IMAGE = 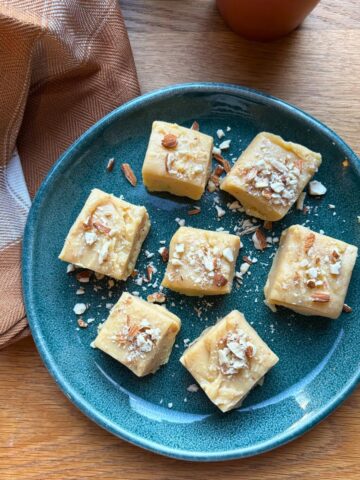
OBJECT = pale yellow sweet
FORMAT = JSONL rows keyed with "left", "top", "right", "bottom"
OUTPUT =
{"left": 161, "top": 226, "right": 240, "bottom": 296}
{"left": 220, "top": 132, "right": 322, "bottom": 221}
{"left": 180, "top": 310, "right": 279, "bottom": 413}
{"left": 142, "top": 121, "right": 213, "bottom": 200}
{"left": 59, "top": 189, "right": 150, "bottom": 281}
{"left": 94, "top": 292, "right": 181, "bottom": 377}
{"left": 264, "top": 225, "right": 358, "bottom": 319}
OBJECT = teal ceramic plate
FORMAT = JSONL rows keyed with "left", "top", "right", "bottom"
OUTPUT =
{"left": 22, "top": 83, "right": 360, "bottom": 461}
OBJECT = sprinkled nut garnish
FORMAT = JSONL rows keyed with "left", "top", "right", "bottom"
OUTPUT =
{"left": 207, "top": 179, "right": 217, "bottom": 192}
{"left": 162, "top": 133, "right": 178, "bottom": 149}
{"left": 188, "top": 208, "right": 201, "bottom": 215}
{"left": 67, "top": 264, "right": 76, "bottom": 274}
{"left": 76, "top": 270, "right": 92, "bottom": 283}
{"left": 209, "top": 173, "right": 220, "bottom": 188}
{"left": 342, "top": 159, "right": 349, "bottom": 167}
{"left": 121, "top": 163, "right": 137, "bottom": 186}
{"left": 213, "top": 153, "right": 231, "bottom": 173}
{"left": 263, "top": 221, "right": 273, "bottom": 230}
{"left": 311, "top": 292, "right": 330, "bottom": 303}
{"left": 83, "top": 216, "right": 93, "bottom": 230}
{"left": 73, "top": 303, "right": 87, "bottom": 315}
{"left": 93, "top": 221, "right": 111, "bottom": 235}
{"left": 158, "top": 246, "right": 169, "bottom": 262}
{"left": 304, "top": 233, "right": 315, "bottom": 254}
{"left": 214, "top": 273, "right": 228, "bottom": 287}
{"left": 147, "top": 292, "right": 166, "bottom": 304}
{"left": 213, "top": 165, "right": 225, "bottom": 176}
{"left": 146, "top": 265, "right": 154, "bottom": 282}
{"left": 342, "top": 304, "right": 352, "bottom": 313}
{"left": 308, "top": 180, "right": 327, "bottom": 196}
{"left": 306, "top": 279, "right": 316, "bottom": 288}
{"left": 130, "top": 269, "right": 138, "bottom": 278}
{"left": 242, "top": 256, "right": 253, "bottom": 265}
{"left": 252, "top": 229, "right": 267, "bottom": 250}
{"left": 106, "top": 158, "right": 115, "bottom": 172}
{"left": 191, "top": 121, "right": 199, "bottom": 131}
{"left": 296, "top": 192, "right": 306, "bottom": 210}
{"left": 245, "top": 345, "right": 254, "bottom": 359}
{"left": 331, "top": 249, "right": 340, "bottom": 261}
{"left": 77, "top": 318, "right": 88, "bottom": 328}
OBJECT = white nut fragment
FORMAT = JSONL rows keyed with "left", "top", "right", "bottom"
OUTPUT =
{"left": 98, "top": 241, "right": 110, "bottom": 264}
{"left": 240, "top": 262, "right": 250, "bottom": 274}
{"left": 67, "top": 263, "right": 76, "bottom": 273}
{"left": 187, "top": 384, "right": 199, "bottom": 393}
{"left": 330, "top": 261, "right": 342, "bottom": 275}
{"left": 175, "top": 243, "right": 185, "bottom": 254}
{"left": 307, "top": 267, "right": 318, "bottom": 279}
{"left": 219, "top": 139, "right": 231, "bottom": 150}
{"left": 216, "top": 129, "right": 225, "bottom": 139}
{"left": 215, "top": 205, "right": 226, "bottom": 218}
{"left": 212, "top": 146, "right": 222, "bottom": 156}
{"left": 296, "top": 192, "right": 306, "bottom": 210}
{"left": 309, "top": 180, "right": 327, "bottom": 196}
{"left": 73, "top": 303, "right": 87, "bottom": 315}
{"left": 84, "top": 231, "right": 98, "bottom": 245}
{"left": 222, "top": 247, "right": 234, "bottom": 262}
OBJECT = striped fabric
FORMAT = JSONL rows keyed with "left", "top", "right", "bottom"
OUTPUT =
{"left": 0, "top": 0, "right": 140, "bottom": 348}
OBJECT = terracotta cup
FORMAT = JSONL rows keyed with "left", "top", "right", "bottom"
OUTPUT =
{"left": 216, "top": 0, "right": 321, "bottom": 41}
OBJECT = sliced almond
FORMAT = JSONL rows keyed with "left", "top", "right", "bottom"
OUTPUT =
{"left": 213, "top": 165, "right": 225, "bottom": 177}
{"left": 253, "top": 229, "right": 267, "bottom": 250}
{"left": 93, "top": 221, "right": 111, "bottom": 235}
{"left": 147, "top": 292, "right": 166, "bottom": 304}
{"left": 245, "top": 345, "right": 254, "bottom": 359}
{"left": 213, "top": 153, "right": 231, "bottom": 173}
{"left": 162, "top": 133, "right": 178, "bottom": 149}
{"left": 263, "top": 221, "right": 273, "bottom": 231}
{"left": 304, "top": 233, "right": 315, "bottom": 254}
{"left": 342, "top": 303, "right": 352, "bottom": 313}
{"left": 242, "top": 256, "right": 253, "bottom": 265}
{"left": 106, "top": 158, "right": 115, "bottom": 172}
{"left": 191, "top": 121, "right": 199, "bottom": 131}
{"left": 121, "top": 163, "right": 137, "bottom": 186}
{"left": 76, "top": 270, "right": 92, "bottom": 283}
{"left": 146, "top": 265, "right": 154, "bottom": 282}
{"left": 213, "top": 273, "right": 228, "bottom": 287}
{"left": 128, "top": 324, "right": 140, "bottom": 338}
{"left": 159, "top": 246, "right": 169, "bottom": 262}
{"left": 188, "top": 208, "right": 201, "bottom": 215}
{"left": 311, "top": 292, "right": 330, "bottom": 303}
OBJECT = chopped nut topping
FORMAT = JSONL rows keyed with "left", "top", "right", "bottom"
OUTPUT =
{"left": 296, "top": 192, "right": 306, "bottom": 210}
{"left": 115, "top": 319, "right": 161, "bottom": 361}
{"left": 207, "top": 179, "right": 217, "bottom": 192}
{"left": 304, "top": 233, "right": 315, "bottom": 254}
{"left": 147, "top": 292, "right": 166, "bottom": 303}
{"left": 93, "top": 221, "right": 111, "bottom": 235}
{"left": 106, "top": 158, "right": 115, "bottom": 172}
{"left": 306, "top": 279, "right": 316, "bottom": 288}
{"left": 342, "top": 303, "right": 352, "bottom": 313}
{"left": 263, "top": 221, "right": 273, "bottom": 230}
{"left": 222, "top": 247, "right": 234, "bottom": 262}
{"left": 158, "top": 246, "right": 169, "bottom": 262}
{"left": 309, "top": 180, "right": 327, "bottom": 196}
{"left": 121, "top": 163, "right": 137, "bottom": 186}
{"left": 162, "top": 133, "right": 178, "bottom": 149}
{"left": 130, "top": 269, "right": 138, "bottom": 278}
{"left": 213, "top": 153, "right": 231, "bottom": 173}
{"left": 213, "top": 165, "right": 225, "bottom": 176}
{"left": 191, "top": 121, "right": 199, "bottom": 131}
{"left": 67, "top": 264, "right": 76, "bottom": 274}
{"left": 188, "top": 208, "right": 201, "bottom": 215}
{"left": 213, "top": 273, "right": 228, "bottom": 287}
{"left": 252, "top": 229, "right": 267, "bottom": 250}
{"left": 311, "top": 292, "right": 330, "bottom": 303}
{"left": 73, "top": 303, "right": 87, "bottom": 315}
{"left": 242, "top": 256, "right": 253, "bottom": 265}
{"left": 245, "top": 345, "right": 254, "bottom": 359}
{"left": 146, "top": 265, "right": 154, "bottom": 282}
{"left": 217, "top": 328, "right": 255, "bottom": 375}
{"left": 76, "top": 270, "right": 92, "bottom": 283}
{"left": 77, "top": 318, "right": 88, "bottom": 328}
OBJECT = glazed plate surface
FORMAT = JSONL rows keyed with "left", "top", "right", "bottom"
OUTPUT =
{"left": 22, "top": 83, "right": 360, "bottom": 461}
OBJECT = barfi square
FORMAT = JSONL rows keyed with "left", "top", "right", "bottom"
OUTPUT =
{"left": 94, "top": 292, "right": 181, "bottom": 377}
{"left": 142, "top": 121, "right": 213, "bottom": 200}
{"left": 59, "top": 188, "right": 150, "bottom": 281}
{"left": 180, "top": 310, "right": 279, "bottom": 412}
{"left": 264, "top": 225, "right": 358, "bottom": 319}
{"left": 220, "top": 132, "right": 322, "bottom": 221}
{"left": 162, "top": 227, "right": 240, "bottom": 296}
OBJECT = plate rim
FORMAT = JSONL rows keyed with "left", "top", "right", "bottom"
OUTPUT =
{"left": 22, "top": 82, "right": 360, "bottom": 461}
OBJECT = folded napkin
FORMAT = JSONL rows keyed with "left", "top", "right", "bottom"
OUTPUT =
{"left": 0, "top": 0, "right": 140, "bottom": 348}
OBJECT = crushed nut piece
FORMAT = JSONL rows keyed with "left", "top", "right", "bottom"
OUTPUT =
{"left": 121, "top": 163, "right": 137, "bottom": 186}
{"left": 311, "top": 292, "right": 330, "bottom": 303}
{"left": 93, "top": 221, "right": 111, "bottom": 235}
{"left": 158, "top": 246, "right": 169, "bottom": 262}
{"left": 162, "top": 133, "right": 178, "bottom": 149}
{"left": 106, "top": 158, "right": 115, "bottom": 172}
{"left": 214, "top": 273, "right": 228, "bottom": 287}
{"left": 213, "top": 165, "right": 225, "bottom": 176}
{"left": 304, "top": 233, "right": 315, "bottom": 254}
{"left": 342, "top": 303, "right": 352, "bottom": 313}
{"left": 146, "top": 265, "right": 154, "bottom": 282}
{"left": 263, "top": 221, "right": 273, "bottom": 230}
{"left": 188, "top": 208, "right": 201, "bottom": 215}
{"left": 213, "top": 153, "right": 231, "bottom": 173}
{"left": 245, "top": 345, "right": 254, "bottom": 359}
{"left": 191, "top": 121, "right": 199, "bottom": 131}
{"left": 252, "top": 229, "right": 267, "bottom": 250}
{"left": 77, "top": 318, "right": 88, "bottom": 328}
{"left": 147, "top": 292, "right": 166, "bottom": 303}
{"left": 342, "top": 159, "right": 349, "bottom": 167}
{"left": 242, "top": 256, "right": 253, "bottom": 265}
{"left": 76, "top": 270, "right": 92, "bottom": 283}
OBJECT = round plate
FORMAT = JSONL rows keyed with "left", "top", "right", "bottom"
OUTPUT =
{"left": 22, "top": 83, "right": 360, "bottom": 461}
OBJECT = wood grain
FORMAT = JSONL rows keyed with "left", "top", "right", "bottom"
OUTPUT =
{"left": 1, "top": 1, "right": 359, "bottom": 478}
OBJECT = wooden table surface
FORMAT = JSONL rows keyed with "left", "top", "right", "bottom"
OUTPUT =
{"left": 1, "top": 1, "right": 359, "bottom": 478}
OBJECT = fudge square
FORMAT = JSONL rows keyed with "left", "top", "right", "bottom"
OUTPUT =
{"left": 220, "top": 132, "right": 322, "bottom": 221}
{"left": 162, "top": 226, "right": 241, "bottom": 296}
{"left": 94, "top": 292, "right": 181, "bottom": 377}
{"left": 142, "top": 121, "right": 213, "bottom": 200}
{"left": 59, "top": 188, "right": 150, "bottom": 281}
{"left": 264, "top": 225, "right": 358, "bottom": 319}
{"left": 180, "top": 310, "right": 279, "bottom": 412}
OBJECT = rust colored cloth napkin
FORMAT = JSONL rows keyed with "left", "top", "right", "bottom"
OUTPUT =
{"left": 0, "top": 0, "right": 140, "bottom": 348}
